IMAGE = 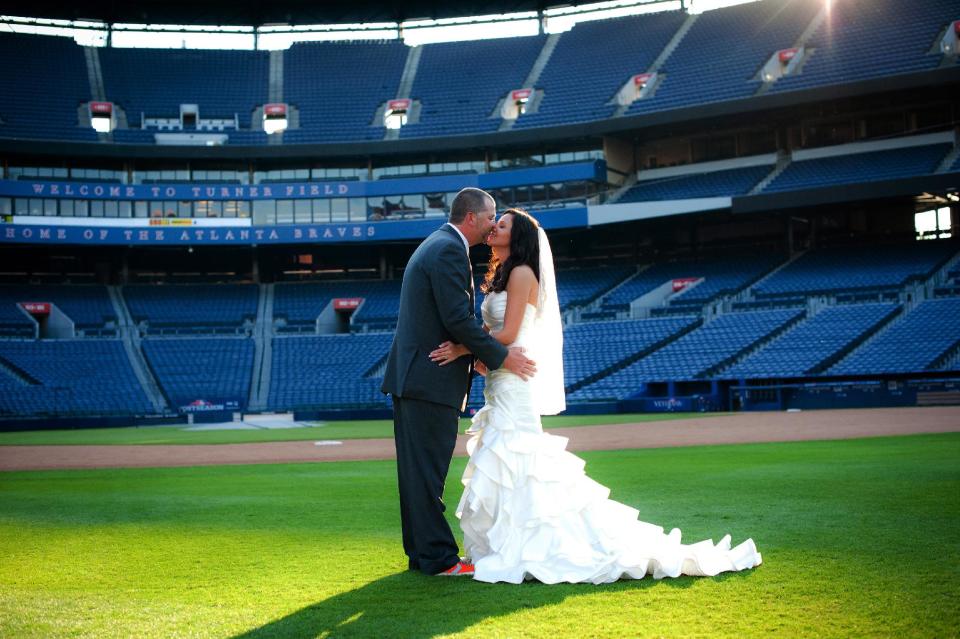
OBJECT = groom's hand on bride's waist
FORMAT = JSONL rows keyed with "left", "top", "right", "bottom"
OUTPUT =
{"left": 502, "top": 347, "right": 537, "bottom": 381}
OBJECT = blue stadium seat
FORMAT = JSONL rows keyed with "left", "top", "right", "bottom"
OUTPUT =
{"left": 142, "top": 337, "right": 254, "bottom": 409}
{"left": 598, "top": 255, "right": 781, "bottom": 312}
{"left": 0, "top": 340, "right": 152, "bottom": 415}
{"left": 724, "top": 302, "right": 900, "bottom": 377}
{"left": 100, "top": 47, "right": 269, "bottom": 134}
{"left": 827, "top": 297, "right": 960, "bottom": 375}
{"left": 282, "top": 41, "right": 407, "bottom": 144}
{"left": 753, "top": 243, "right": 954, "bottom": 298}
{"left": 0, "top": 32, "right": 97, "bottom": 142}
{"left": 626, "top": 0, "right": 820, "bottom": 117}
{"left": 556, "top": 266, "right": 636, "bottom": 310}
{"left": 619, "top": 165, "right": 773, "bottom": 201}
{"left": 0, "top": 285, "right": 116, "bottom": 334}
{"left": 0, "top": 300, "right": 37, "bottom": 338}
{"left": 123, "top": 284, "right": 257, "bottom": 333}
{"left": 769, "top": 0, "right": 957, "bottom": 95}
{"left": 570, "top": 308, "right": 803, "bottom": 400}
{"left": 764, "top": 144, "right": 952, "bottom": 193}
{"left": 401, "top": 36, "right": 546, "bottom": 139}
{"left": 268, "top": 333, "right": 393, "bottom": 409}
{"left": 515, "top": 11, "right": 688, "bottom": 130}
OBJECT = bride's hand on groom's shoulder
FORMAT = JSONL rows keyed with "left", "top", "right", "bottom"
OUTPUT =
{"left": 429, "top": 341, "right": 469, "bottom": 366}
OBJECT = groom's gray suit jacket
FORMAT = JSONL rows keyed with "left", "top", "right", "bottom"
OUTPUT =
{"left": 382, "top": 224, "right": 508, "bottom": 410}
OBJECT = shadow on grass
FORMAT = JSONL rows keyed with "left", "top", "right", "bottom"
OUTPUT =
{"left": 232, "top": 569, "right": 700, "bottom": 639}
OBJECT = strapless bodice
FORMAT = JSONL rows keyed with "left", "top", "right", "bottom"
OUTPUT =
{"left": 481, "top": 291, "right": 537, "bottom": 349}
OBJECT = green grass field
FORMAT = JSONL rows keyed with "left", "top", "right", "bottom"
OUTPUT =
{"left": 1, "top": 432, "right": 958, "bottom": 638}
{"left": 0, "top": 412, "right": 713, "bottom": 446}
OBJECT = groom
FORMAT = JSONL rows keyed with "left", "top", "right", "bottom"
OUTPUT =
{"left": 382, "top": 187, "right": 536, "bottom": 576}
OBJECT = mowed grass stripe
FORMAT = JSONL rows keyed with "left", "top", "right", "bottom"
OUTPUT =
{"left": 0, "top": 413, "right": 715, "bottom": 446}
{"left": 0, "top": 433, "right": 957, "bottom": 638}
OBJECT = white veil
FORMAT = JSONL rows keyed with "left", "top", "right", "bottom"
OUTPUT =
{"left": 530, "top": 226, "right": 566, "bottom": 415}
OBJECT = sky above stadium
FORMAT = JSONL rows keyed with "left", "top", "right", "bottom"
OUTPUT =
{"left": 0, "top": 0, "right": 766, "bottom": 48}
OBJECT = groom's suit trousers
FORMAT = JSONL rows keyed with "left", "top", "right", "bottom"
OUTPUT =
{"left": 392, "top": 395, "right": 460, "bottom": 575}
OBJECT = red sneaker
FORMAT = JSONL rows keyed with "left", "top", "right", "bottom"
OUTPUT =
{"left": 436, "top": 561, "right": 475, "bottom": 577}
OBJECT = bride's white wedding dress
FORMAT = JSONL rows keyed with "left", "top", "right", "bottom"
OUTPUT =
{"left": 457, "top": 291, "right": 762, "bottom": 584}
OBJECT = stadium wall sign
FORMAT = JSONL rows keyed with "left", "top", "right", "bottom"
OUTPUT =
{"left": 0, "top": 163, "right": 604, "bottom": 202}
{"left": 0, "top": 207, "right": 588, "bottom": 245}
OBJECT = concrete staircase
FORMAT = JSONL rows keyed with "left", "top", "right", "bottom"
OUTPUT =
{"left": 823, "top": 303, "right": 915, "bottom": 372}
{"left": 83, "top": 46, "right": 111, "bottom": 142}
{"left": 248, "top": 284, "right": 274, "bottom": 411}
{"left": 924, "top": 248, "right": 960, "bottom": 295}
{"left": 569, "top": 265, "right": 643, "bottom": 321}
{"left": 108, "top": 286, "right": 169, "bottom": 414}
{"left": 384, "top": 45, "right": 423, "bottom": 141}
{"left": 755, "top": 6, "right": 826, "bottom": 96}
{"left": 268, "top": 50, "right": 284, "bottom": 103}
{"left": 612, "top": 13, "right": 699, "bottom": 118}
{"left": 83, "top": 46, "right": 106, "bottom": 101}
{"left": 267, "top": 50, "right": 285, "bottom": 145}
{"left": 935, "top": 142, "right": 960, "bottom": 173}
{"left": 499, "top": 33, "right": 562, "bottom": 132}
{"left": 748, "top": 150, "right": 791, "bottom": 195}
{"left": 600, "top": 172, "right": 640, "bottom": 204}
{"left": 723, "top": 250, "right": 804, "bottom": 309}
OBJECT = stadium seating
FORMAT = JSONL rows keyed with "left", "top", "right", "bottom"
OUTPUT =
{"left": 562, "top": 315, "right": 700, "bottom": 389}
{"left": 556, "top": 266, "right": 636, "bottom": 311}
{"left": 598, "top": 255, "right": 781, "bottom": 312}
{"left": 724, "top": 302, "right": 900, "bottom": 378}
{"left": 0, "top": 32, "right": 97, "bottom": 142}
{"left": 123, "top": 285, "right": 257, "bottom": 333}
{"left": 0, "top": 301, "right": 37, "bottom": 338}
{"left": 570, "top": 308, "right": 803, "bottom": 400}
{"left": 400, "top": 36, "right": 546, "bottom": 138}
{"left": 282, "top": 41, "right": 408, "bottom": 144}
{"left": 763, "top": 144, "right": 952, "bottom": 193}
{"left": 350, "top": 281, "right": 403, "bottom": 329}
{"left": 0, "top": 339, "right": 152, "bottom": 415}
{"left": 752, "top": 243, "right": 954, "bottom": 298}
{"left": 100, "top": 47, "right": 268, "bottom": 124}
{"left": 0, "top": 285, "right": 117, "bottom": 335}
{"left": 514, "top": 11, "right": 688, "bottom": 129}
{"left": 1, "top": 0, "right": 957, "bottom": 145}
{"left": 827, "top": 297, "right": 960, "bottom": 375}
{"left": 619, "top": 165, "right": 773, "bottom": 202}
{"left": 467, "top": 314, "right": 698, "bottom": 406}
{"left": 769, "top": 0, "right": 958, "bottom": 95}
{"left": 142, "top": 337, "right": 254, "bottom": 409}
{"left": 626, "top": 0, "right": 820, "bottom": 116}
{"left": 934, "top": 268, "right": 960, "bottom": 297}
{"left": 274, "top": 280, "right": 394, "bottom": 332}
{"left": 268, "top": 333, "right": 392, "bottom": 409}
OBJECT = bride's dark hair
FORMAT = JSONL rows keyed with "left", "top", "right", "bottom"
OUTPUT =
{"left": 481, "top": 208, "right": 540, "bottom": 295}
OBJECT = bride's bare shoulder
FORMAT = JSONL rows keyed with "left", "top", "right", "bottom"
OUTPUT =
{"left": 506, "top": 264, "right": 536, "bottom": 284}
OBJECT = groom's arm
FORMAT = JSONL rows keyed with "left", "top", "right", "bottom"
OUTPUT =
{"left": 428, "top": 242, "right": 508, "bottom": 370}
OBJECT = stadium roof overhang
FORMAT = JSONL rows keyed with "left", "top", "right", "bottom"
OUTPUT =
{"left": 0, "top": 0, "right": 577, "bottom": 26}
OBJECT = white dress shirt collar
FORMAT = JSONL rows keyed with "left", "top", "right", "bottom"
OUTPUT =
{"left": 446, "top": 222, "right": 470, "bottom": 254}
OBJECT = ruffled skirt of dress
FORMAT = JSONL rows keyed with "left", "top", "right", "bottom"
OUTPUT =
{"left": 456, "top": 370, "right": 762, "bottom": 585}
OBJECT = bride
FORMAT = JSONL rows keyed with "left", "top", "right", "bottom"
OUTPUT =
{"left": 429, "top": 208, "right": 762, "bottom": 584}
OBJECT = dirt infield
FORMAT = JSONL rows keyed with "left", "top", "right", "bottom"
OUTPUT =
{"left": 0, "top": 406, "right": 957, "bottom": 472}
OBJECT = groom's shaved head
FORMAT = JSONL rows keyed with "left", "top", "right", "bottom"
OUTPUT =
{"left": 449, "top": 188, "right": 494, "bottom": 224}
